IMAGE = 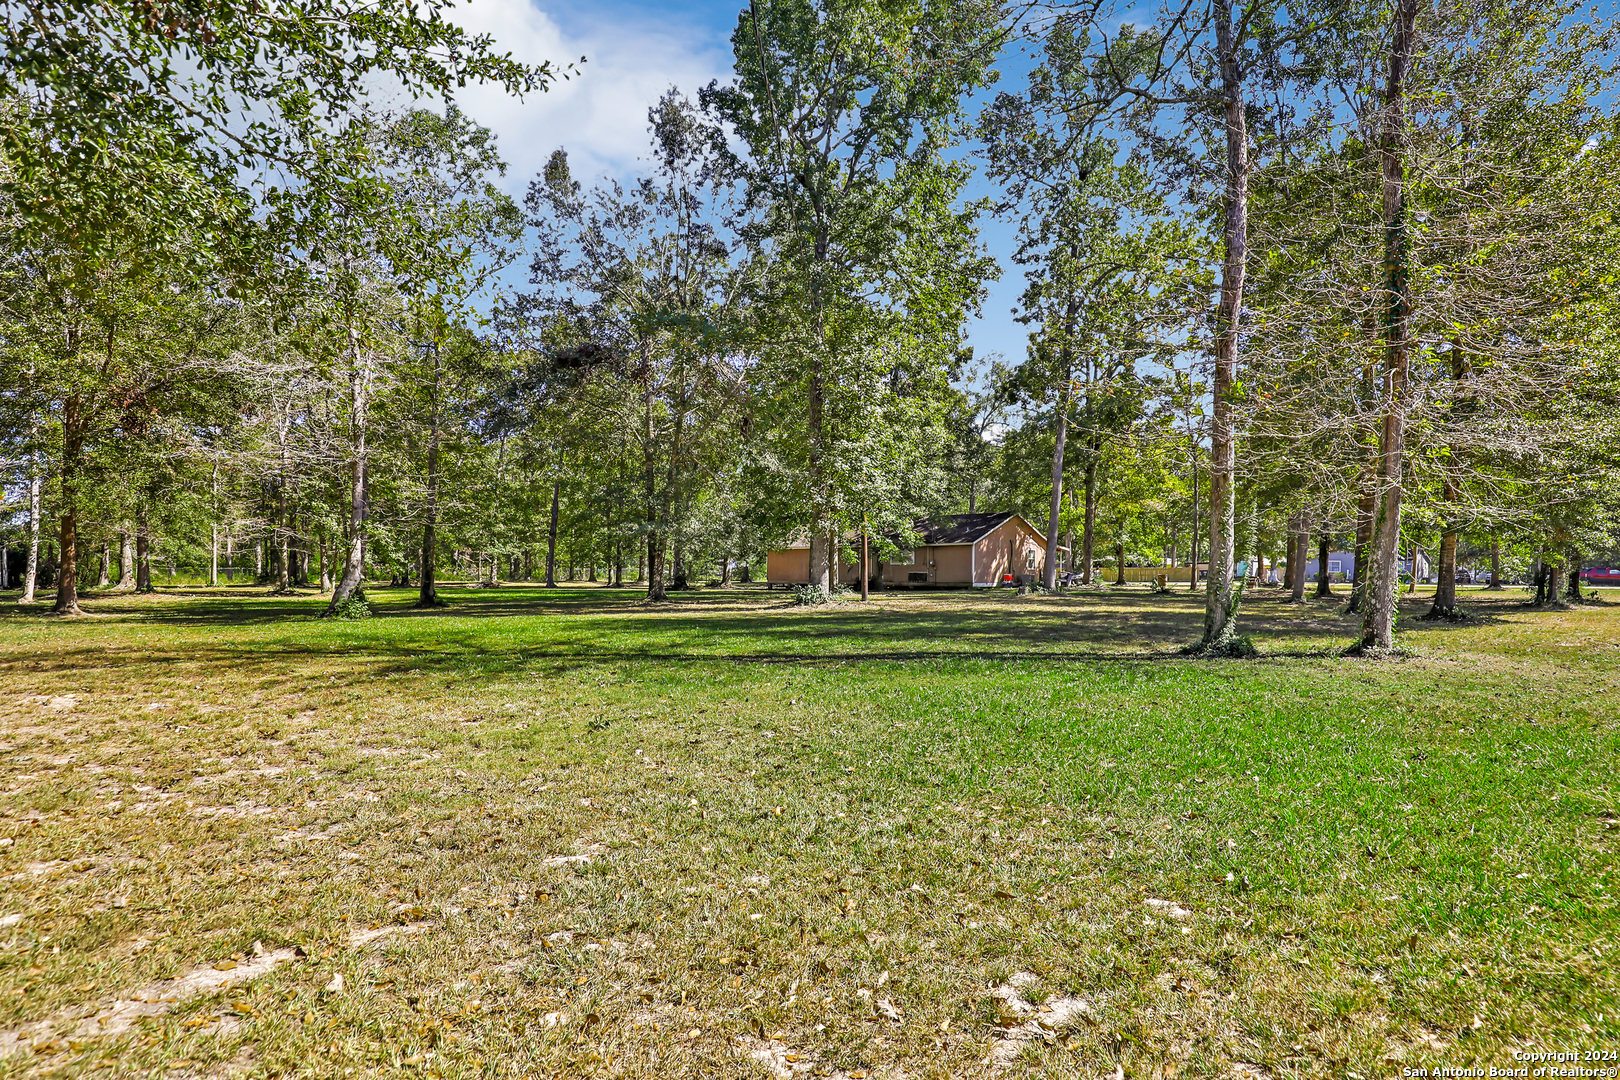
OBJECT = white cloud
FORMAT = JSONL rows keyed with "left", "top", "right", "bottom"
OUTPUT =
{"left": 439, "top": 0, "right": 736, "bottom": 192}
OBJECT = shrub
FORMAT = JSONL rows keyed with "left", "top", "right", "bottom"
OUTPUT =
{"left": 790, "top": 584, "right": 831, "bottom": 606}
{"left": 327, "top": 595, "right": 373, "bottom": 620}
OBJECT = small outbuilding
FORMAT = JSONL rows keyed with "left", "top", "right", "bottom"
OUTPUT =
{"left": 765, "top": 512, "right": 1064, "bottom": 589}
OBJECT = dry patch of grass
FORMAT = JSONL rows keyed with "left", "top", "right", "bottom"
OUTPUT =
{"left": 0, "top": 583, "right": 1615, "bottom": 1078}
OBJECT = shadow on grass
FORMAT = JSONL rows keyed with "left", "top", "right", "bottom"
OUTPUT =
{"left": 0, "top": 584, "right": 1537, "bottom": 687}
{"left": 0, "top": 581, "right": 1523, "bottom": 637}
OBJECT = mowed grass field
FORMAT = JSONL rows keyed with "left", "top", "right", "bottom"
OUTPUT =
{"left": 0, "top": 583, "right": 1616, "bottom": 1079}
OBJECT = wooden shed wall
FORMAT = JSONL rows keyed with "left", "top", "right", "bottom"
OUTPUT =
{"left": 973, "top": 518, "right": 1049, "bottom": 584}
{"left": 767, "top": 516, "right": 1059, "bottom": 589}
{"left": 766, "top": 548, "right": 810, "bottom": 585}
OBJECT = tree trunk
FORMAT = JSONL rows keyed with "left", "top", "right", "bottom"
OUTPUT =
{"left": 1081, "top": 458, "right": 1098, "bottom": 585}
{"left": 1347, "top": 474, "right": 1376, "bottom": 614}
{"left": 1283, "top": 515, "right": 1298, "bottom": 593}
{"left": 647, "top": 533, "right": 667, "bottom": 601}
{"left": 21, "top": 448, "right": 42, "bottom": 605}
{"left": 1187, "top": 442, "right": 1200, "bottom": 592}
{"left": 1547, "top": 558, "right": 1565, "bottom": 603}
{"left": 671, "top": 537, "right": 686, "bottom": 590}
{"left": 1114, "top": 539, "right": 1126, "bottom": 586}
{"left": 546, "top": 478, "right": 560, "bottom": 587}
{"left": 1358, "top": 0, "right": 1419, "bottom": 652}
{"left": 135, "top": 508, "right": 152, "bottom": 593}
{"left": 642, "top": 350, "right": 673, "bottom": 601}
{"left": 859, "top": 526, "right": 869, "bottom": 600}
{"left": 117, "top": 527, "right": 135, "bottom": 590}
{"left": 1200, "top": 0, "right": 1249, "bottom": 650}
{"left": 417, "top": 376, "right": 442, "bottom": 606}
{"left": 1567, "top": 551, "right": 1583, "bottom": 602}
{"left": 326, "top": 328, "right": 370, "bottom": 613}
{"left": 208, "top": 460, "right": 220, "bottom": 587}
{"left": 807, "top": 296, "right": 832, "bottom": 593}
{"left": 1427, "top": 476, "right": 1461, "bottom": 618}
{"left": 1316, "top": 530, "right": 1333, "bottom": 597}
{"left": 275, "top": 485, "right": 291, "bottom": 593}
{"left": 1290, "top": 515, "right": 1307, "bottom": 603}
{"left": 1043, "top": 315, "right": 1076, "bottom": 591}
{"left": 52, "top": 392, "right": 88, "bottom": 614}
{"left": 1488, "top": 537, "right": 1503, "bottom": 590}
{"left": 98, "top": 536, "right": 110, "bottom": 588}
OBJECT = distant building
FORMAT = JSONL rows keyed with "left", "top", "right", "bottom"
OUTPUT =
{"left": 1297, "top": 548, "right": 1432, "bottom": 584}
{"left": 766, "top": 513, "right": 1065, "bottom": 589}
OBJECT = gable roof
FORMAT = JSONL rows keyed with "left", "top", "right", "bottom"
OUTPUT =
{"left": 903, "top": 513, "right": 1063, "bottom": 547}
{"left": 909, "top": 512, "right": 1017, "bottom": 545}
{"left": 772, "top": 512, "right": 1059, "bottom": 551}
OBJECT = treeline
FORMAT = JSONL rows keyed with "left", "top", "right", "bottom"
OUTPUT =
{"left": 2, "top": 0, "right": 1618, "bottom": 653}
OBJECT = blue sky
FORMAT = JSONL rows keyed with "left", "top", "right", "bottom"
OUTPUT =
{"left": 439, "top": 0, "right": 1034, "bottom": 379}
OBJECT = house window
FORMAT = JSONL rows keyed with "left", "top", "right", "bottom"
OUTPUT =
{"left": 1024, "top": 549, "right": 1037, "bottom": 572}
{"left": 908, "top": 571, "right": 929, "bottom": 583}
{"left": 1328, "top": 559, "right": 1343, "bottom": 573}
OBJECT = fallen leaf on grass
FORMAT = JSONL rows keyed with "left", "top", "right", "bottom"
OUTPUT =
{"left": 324, "top": 973, "right": 344, "bottom": 994}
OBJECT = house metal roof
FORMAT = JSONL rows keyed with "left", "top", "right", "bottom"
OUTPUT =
{"left": 774, "top": 512, "right": 1064, "bottom": 550}
{"left": 909, "top": 512, "right": 1018, "bottom": 545}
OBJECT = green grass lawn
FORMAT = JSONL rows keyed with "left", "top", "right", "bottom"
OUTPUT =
{"left": 0, "top": 583, "right": 1615, "bottom": 1079}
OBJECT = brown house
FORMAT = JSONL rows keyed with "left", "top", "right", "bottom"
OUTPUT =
{"left": 766, "top": 513, "right": 1065, "bottom": 589}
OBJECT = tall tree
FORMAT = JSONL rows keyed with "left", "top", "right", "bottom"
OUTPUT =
{"left": 981, "top": 14, "right": 1193, "bottom": 590}
{"left": 702, "top": 0, "right": 1005, "bottom": 590}
{"left": 522, "top": 100, "right": 750, "bottom": 602}
{"left": 373, "top": 107, "right": 521, "bottom": 608}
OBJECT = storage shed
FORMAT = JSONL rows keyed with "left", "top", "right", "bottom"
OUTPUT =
{"left": 766, "top": 513, "right": 1063, "bottom": 589}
